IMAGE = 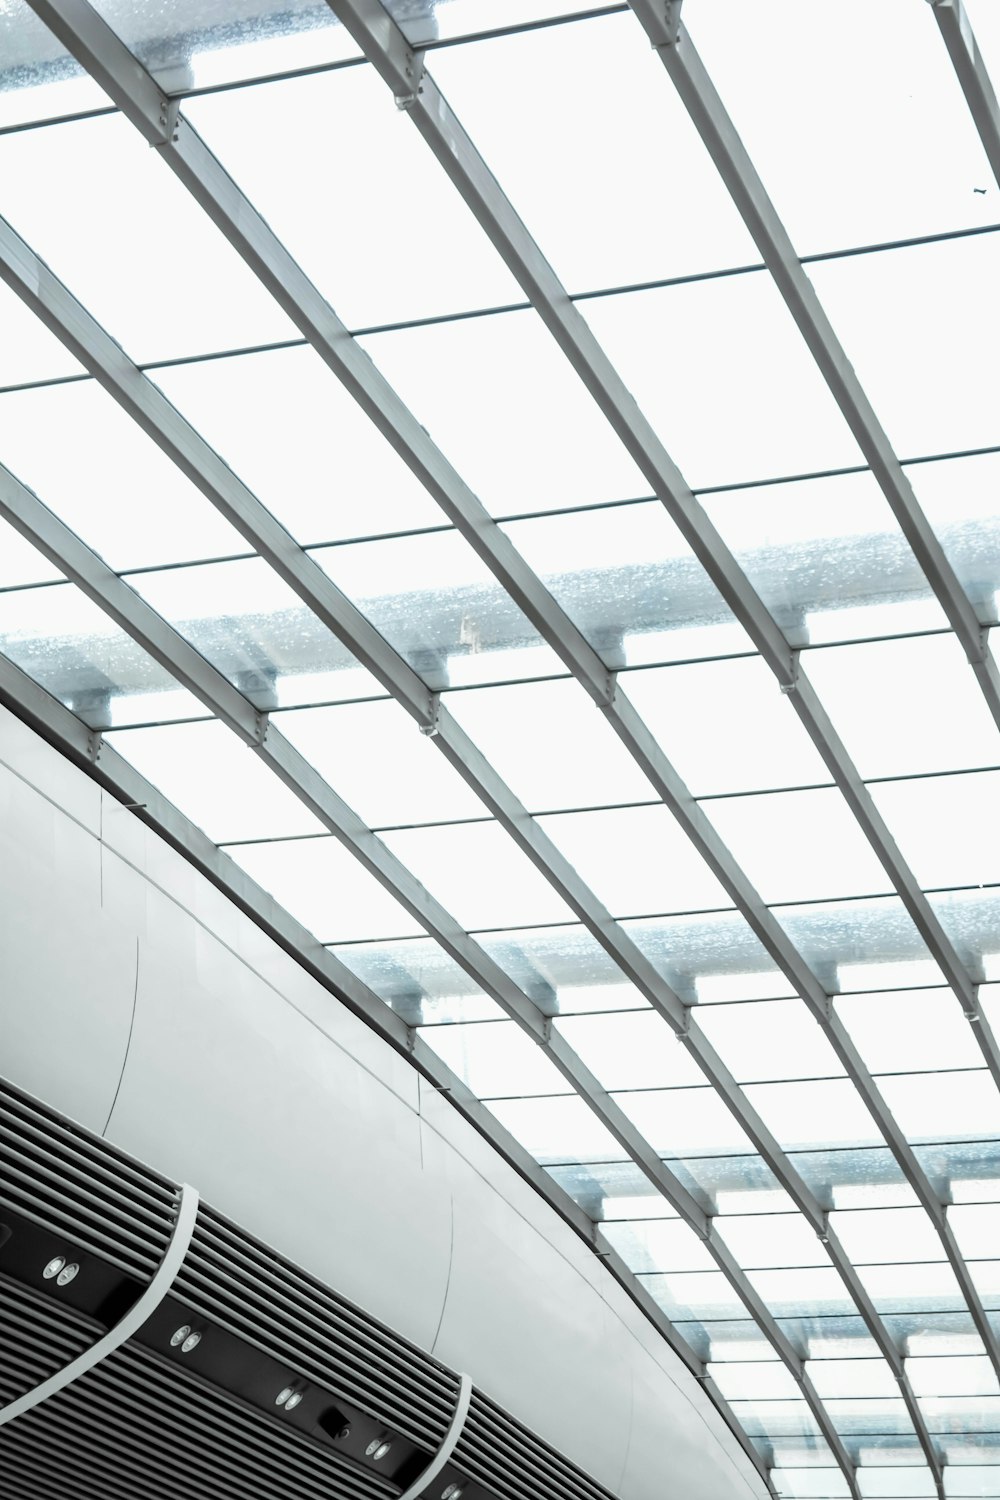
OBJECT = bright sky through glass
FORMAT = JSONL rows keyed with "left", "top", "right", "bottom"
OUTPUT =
{"left": 2, "top": 0, "right": 1000, "bottom": 1493}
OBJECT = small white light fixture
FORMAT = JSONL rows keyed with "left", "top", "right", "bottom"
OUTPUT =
{"left": 284, "top": 1392, "right": 303, "bottom": 1412}
{"left": 170, "top": 1325, "right": 192, "bottom": 1348}
{"left": 366, "top": 1437, "right": 392, "bottom": 1462}
{"left": 181, "top": 1331, "right": 201, "bottom": 1354}
{"left": 56, "top": 1263, "right": 79, "bottom": 1287}
{"left": 275, "top": 1387, "right": 294, "bottom": 1407}
{"left": 43, "top": 1256, "right": 66, "bottom": 1281}
{"left": 442, "top": 1486, "right": 464, "bottom": 1500}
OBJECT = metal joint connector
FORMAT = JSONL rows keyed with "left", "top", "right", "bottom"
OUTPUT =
{"left": 646, "top": 0, "right": 682, "bottom": 47}
{"left": 817, "top": 1212, "right": 830, "bottom": 1245}
{"left": 86, "top": 730, "right": 102, "bottom": 762}
{"left": 778, "top": 651, "right": 801, "bottom": 696}
{"left": 535, "top": 1016, "right": 552, "bottom": 1045}
{"left": 394, "top": 49, "right": 426, "bottom": 110}
{"left": 253, "top": 712, "right": 269, "bottom": 747}
{"left": 151, "top": 97, "right": 180, "bottom": 149}
{"left": 418, "top": 695, "right": 441, "bottom": 738}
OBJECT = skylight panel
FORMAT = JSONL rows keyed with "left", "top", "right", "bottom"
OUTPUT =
{"left": 692, "top": 999, "right": 847, "bottom": 1085}
{"left": 312, "top": 527, "right": 562, "bottom": 690}
{"left": 0, "top": 520, "right": 62, "bottom": 589}
{"left": 683, "top": 0, "right": 998, "bottom": 253}
{"left": 0, "top": 280, "right": 85, "bottom": 388}
{"left": 601, "top": 1218, "right": 716, "bottom": 1275}
{"left": 0, "top": 581, "right": 201, "bottom": 728}
{"left": 869, "top": 773, "right": 1000, "bottom": 892}
{"left": 476, "top": 923, "right": 649, "bottom": 1016}
{"left": 154, "top": 346, "right": 448, "bottom": 545}
{"left": 276, "top": 698, "right": 487, "bottom": 827}
{"left": 485, "top": 1092, "right": 627, "bottom": 1165}
{"left": 0, "top": 112, "right": 297, "bottom": 362}
{"left": 0, "top": 1, "right": 104, "bottom": 128}
{"left": 428, "top": 11, "right": 758, "bottom": 291}
{"left": 907, "top": 452, "right": 1000, "bottom": 620}
{"left": 0, "top": 383, "right": 246, "bottom": 569}
{"left": 615, "top": 1086, "right": 757, "bottom": 1159}
{"left": 554, "top": 1011, "right": 705, "bottom": 1093}
{"left": 582, "top": 278, "right": 863, "bottom": 489}
{"left": 105, "top": 719, "right": 326, "bottom": 840}
{"left": 714, "top": 1213, "right": 830, "bottom": 1272}
{"left": 834, "top": 990, "right": 983, "bottom": 1076}
{"left": 741, "top": 1079, "right": 882, "bottom": 1153}
{"left": 445, "top": 678, "right": 655, "bottom": 811}
{"left": 875, "top": 1072, "right": 1000, "bottom": 1146}
{"left": 419, "top": 1017, "right": 567, "bottom": 1098}
{"left": 828, "top": 1207, "right": 945, "bottom": 1267}
{"left": 230, "top": 833, "right": 424, "bottom": 943}
{"left": 329, "top": 934, "right": 502, "bottom": 1026}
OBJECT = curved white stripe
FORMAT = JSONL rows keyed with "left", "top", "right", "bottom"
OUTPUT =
{"left": 396, "top": 1371, "right": 473, "bottom": 1500}
{"left": 0, "top": 1181, "right": 199, "bottom": 1426}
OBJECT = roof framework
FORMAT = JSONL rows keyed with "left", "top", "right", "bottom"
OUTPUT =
{"left": 2, "top": 0, "right": 1000, "bottom": 1493}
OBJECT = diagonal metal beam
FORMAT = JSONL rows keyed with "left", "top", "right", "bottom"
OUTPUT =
{"left": 0, "top": 659, "right": 779, "bottom": 1488}
{"left": 12, "top": 0, "right": 991, "bottom": 1462}
{"left": 315, "top": 0, "right": 1000, "bottom": 1097}
{"left": 928, "top": 0, "right": 1000, "bottom": 185}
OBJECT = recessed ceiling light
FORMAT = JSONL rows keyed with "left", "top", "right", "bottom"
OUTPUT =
{"left": 181, "top": 1331, "right": 201, "bottom": 1354}
{"left": 366, "top": 1437, "right": 392, "bottom": 1461}
{"left": 284, "top": 1392, "right": 303, "bottom": 1412}
{"left": 42, "top": 1256, "right": 66, "bottom": 1280}
{"left": 170, "top": 1325, "right": 191, "bottom": 1348}
{"left": 56, "top": 1262, "right": 79, "bottom": 1287}
{"left": 275, "top": 1387, "right": 294, "bottom": 1407}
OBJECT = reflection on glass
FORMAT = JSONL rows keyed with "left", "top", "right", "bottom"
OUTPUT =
{"left": 314, "top": 528, "right": 560, "bottom": 689}
{"left": 703, "top": 471, "right": 946, "bottom": 649}
{"left": 0, "top": 1, "right": 104, "bottom": 128}
{"left": 330, "top": 935, "right": 501, "bottom": 1026}
{"left": 0, "top": 581, "right": 201, "bottom": 729}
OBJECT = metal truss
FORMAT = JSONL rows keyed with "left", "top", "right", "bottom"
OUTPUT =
{"left": 12, "top": 0, "right": 1000, "bottom": 1484}
{"left": 0, "top": 649, "right": 769, "bottom": 1491}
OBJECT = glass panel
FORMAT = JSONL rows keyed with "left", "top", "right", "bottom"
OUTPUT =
{"left": 742, "top": 1079, "right": 882, "bottom": 1152}
{"left": 870, "top": 773, "right": 1000, "bottom": 891}
{"left": 359, "top": 310, "right": 646, "bottom": 516}
{"left": 906, "top": 1358, "right": 1000, "bottom": 1399}
{"left": 0, "top": 281, "right": 85, "bottom": 388}
{"left": 665, "top": 1152, "right": 788, "bottom": 1217}
{"left": 555, "top": 1011, "right": 705, "bottom": 1092}
{"left": 472, "top": 924, "right": 648, "bottom": 1015}
{"left": 810, "top": 237, "right": 1000, "bottom": 460}
{"left": 486, "top": 1092, "right": 627, "bottom": 1164}
{"left": 430, "top": 12, "right": 757, "bottom": 292}
{"left": 828, "top": 1207, "right": 945, "bottom": 1266}
{"left": 703, "top": 787, "right": 894, "bottom": 905}
{"left": 702, "top": 471, "right": 945, "bottom": 650}
{"left": 804, "top": 634, "right": 1000, "bottom": 780}
{"left": 780, "top": 1317, "right": 880, "bottom": 1361}
{"left": 858, "top": 1469, "right": 938, "bottom": 1498}
{"left": 909, "top": 452, "right": 1000, "bottom": 619}
{"left": 788, "top": 1148, "right": 914, "bottom": 1213}
{"left": 0, "top": 1, "right": 105, "bottom": 128}
{"left": 808, "top": 1362, "right": 900, "bottom": 1400}
{"left": 640, "top": 1269, "right": 750, "bottom": 1323}
{"left": 876, "top": 1071, "right": 1000, "bottom": 1145}
{"left": 313, "top": 528, "right": 561, "bottom": 689}
{"left": 729, "top": 1399, "right": 823, "bottom": 1438}
{"left": 601, "top": 1218, "right": 716, "bottom": 1274}
{"left": 918, "top": 1142, "right": 1000, "bottom": 1205}
{"left": 615, "top": 1087, "right": 757, "bottom": 1158}
{"left": 945, "top": 1470, "right": 1000, "bottom": 1498}
{"left": 504, "top": 501, "right": 751, "bottom": 666}
{"left": 0, "top": 526, "right": 62, "bottom": 590}
{"left": 545, "top": 1161, "right": 679, "bottom": 1221}
{"left": 154, "top": 347, "right": 446, "bottom": 544}
{"left": 887, "top": 1312, "right": 984, "bottom": 1359}
{"left": 0, "top": 113, "right": 296, "bottom": 362}
{"left": 623, "top": 909, "right": 784, "bottom": 1005}
{"left": 675, "top": 1318, "right": 775, "bottom": 1364}
{"left": 919, "top": 1397, "right": 1000, "bottom": 1434}
{"left": 537, "top": 805, "right": 732, "bottom": 917}
{"left": 0, "top": 382, "right": 247, "bottom": 569}
{"left": 275, "top": 699, "right": 487, "bottom": 826}
{"left": 129, "top": 557, "right": 383, "bottom": 709}
{"left": 777, "top": 898, "right": 937, "bottom": 995}
{"left": 382, "top": 821, "right": 575, "bottom": 930}
{"left": 328, "top": 935, "right": 501, "bottom": 1025}
{"left": 948, "top": 1206, "right": 1000, "bottom": 1263}
{"left": 835, "top": 990, "right": 984, "bottom": 1075}
{"left": 714, "top": 1213, "right": 829, "bottom": 1271}
{"left": 441, "top": 677, "right": 655, "bottom": 810}
{"left": 692, "top": 999, "right": 846, "bottom": 1084}
{"left": 229, "top": 835, "right": 424, "bottom": 943}
{"left": 106, "top": 721, "right": 326, "bottom": 841}
{"left": 418, "top": 1019, "right": 568, "bottom": 1097}
{"left": 186, "top": 63, "right": 520, "bottom": 329}
{"left": 0, "top": 581, "right": 202, "bottom": 728}
{"left": 773, "top": 1469, "right": 851, "bottom": 1499}
{"left": 620, "top": 655, "right": 831, "bottom": 796}
{"left": 857, "top": 1262, "right": 967, "bottom": 1316}
{"left": 971, "top": 1262, "right": 1000, "bottom": 1306}
{"left": 931, "top": 889, "right": 1000, "bottom": 981}
{"left": 708, "top": 1361, "right": 801, "bottom": 1401}
{"left": 583, "top": 280, "right": 861, "bottom": 490}
{"left": 685, "top": 0, "right": 996, "bottom": 253}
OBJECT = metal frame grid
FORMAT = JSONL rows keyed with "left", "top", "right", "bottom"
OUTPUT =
{"left": 1, "top": 0, "right": 1000, "bottom": 1494}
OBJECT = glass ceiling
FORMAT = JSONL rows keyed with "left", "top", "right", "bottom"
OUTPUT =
{"left": 2, "top": 0, "right": 1000, "bottom": 1495}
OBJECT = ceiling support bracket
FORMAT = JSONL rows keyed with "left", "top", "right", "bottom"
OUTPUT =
{"left": 0, "top": 1182, "right": 199, "bottom": 1426}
